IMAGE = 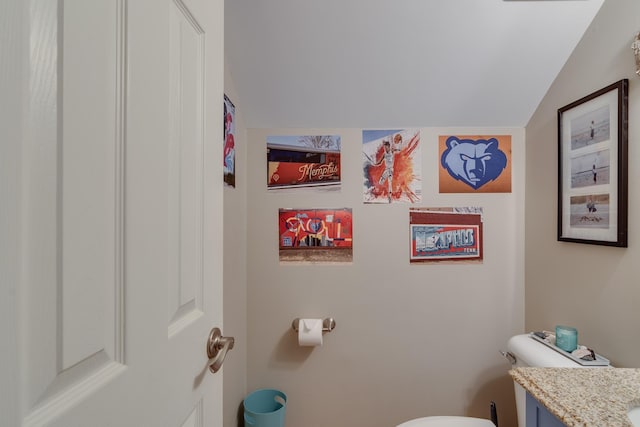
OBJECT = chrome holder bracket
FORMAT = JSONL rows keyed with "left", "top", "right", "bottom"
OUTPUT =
{"left": 291, "top": 318, "right": 336, "bottom": 333}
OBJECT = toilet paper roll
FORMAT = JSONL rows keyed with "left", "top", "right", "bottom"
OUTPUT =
{"left": 298, "top": 318, "right": 323, "bottom": 347}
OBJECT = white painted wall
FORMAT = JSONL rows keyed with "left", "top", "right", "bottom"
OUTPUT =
{"left": 245, "top": 127, "right": 524, "bottom": 426}
{"left": 525, "top": 0, "right": 640, "bottom": 368}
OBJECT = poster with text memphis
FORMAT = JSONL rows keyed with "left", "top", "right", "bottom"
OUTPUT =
{"left": 439, "top": 135, "right": 511, "bottom": 193}
{"left": 267, "top": 135, "right": 341, "bottom": 190}
{"left": 409, "top": 208, "right": 483, "bottom": 263}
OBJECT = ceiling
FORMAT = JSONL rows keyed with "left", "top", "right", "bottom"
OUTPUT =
{"left": 224, "top": 0, "right": 605, "bottom": 129}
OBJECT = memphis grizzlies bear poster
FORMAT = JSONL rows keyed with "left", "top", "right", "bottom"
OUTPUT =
{"left": 362, "top": 129, "right": 421, "bottom": 203}
{"left": 439, "top": 135, "right": 511, "bottom": 193}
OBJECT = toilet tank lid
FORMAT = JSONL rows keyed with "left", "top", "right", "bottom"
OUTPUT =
{"left": 507, "top": 334, "right": 583, "bottom": 368}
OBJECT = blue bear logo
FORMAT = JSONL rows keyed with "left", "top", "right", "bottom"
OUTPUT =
{"left": 441, "top": 136, "right": 508, "bottom": 189}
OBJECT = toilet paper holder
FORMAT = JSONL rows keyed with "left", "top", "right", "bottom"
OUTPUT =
{"left": 291, "top": 318, "right": 336, "bottom": 333}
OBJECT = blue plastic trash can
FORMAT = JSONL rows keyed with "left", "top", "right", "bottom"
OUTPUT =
{"left": 243, "top": 389, "right": 287, "bottom": 427}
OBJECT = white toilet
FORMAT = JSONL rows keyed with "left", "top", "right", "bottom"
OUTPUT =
{"left": 397, "top": 416, "right": 494, "bottom": 427}
{"left": 397, "top": 333, "right": 586, "bottom": 427}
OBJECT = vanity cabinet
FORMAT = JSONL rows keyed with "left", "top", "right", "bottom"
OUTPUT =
{"left": 512, "top": 366, "right": 640, "bottom": 426}
{"left": 526, "top": 393, "right": 565, "bottom": 427}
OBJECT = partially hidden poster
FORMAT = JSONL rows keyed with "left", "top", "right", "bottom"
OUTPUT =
{"left": 223, "top": 94, "right": 236, "bottom": 187}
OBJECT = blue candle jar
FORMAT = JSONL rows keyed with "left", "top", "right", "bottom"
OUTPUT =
{"left": 555, "top": 325, "right": 578, "bottom": 352}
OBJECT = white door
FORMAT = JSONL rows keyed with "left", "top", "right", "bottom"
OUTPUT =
{"left": 0, "top": 0, "right": 226, "bottom": 426}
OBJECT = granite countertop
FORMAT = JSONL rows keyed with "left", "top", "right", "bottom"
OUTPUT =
{"left": 510, "top": 367, "right": 640, "bottom": 427}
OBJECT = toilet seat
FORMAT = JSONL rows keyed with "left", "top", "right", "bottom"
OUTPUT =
{"left": 397, "top": 416, "right": 495, "bottom": 427}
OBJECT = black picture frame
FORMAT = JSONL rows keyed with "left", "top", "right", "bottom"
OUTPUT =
{"left": 557, "top": 79, "right": 628, "bottom": 247}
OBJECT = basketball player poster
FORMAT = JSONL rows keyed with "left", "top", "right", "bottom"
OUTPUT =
{"left": 362, "top": 129, "right": 421, "bottom": 204}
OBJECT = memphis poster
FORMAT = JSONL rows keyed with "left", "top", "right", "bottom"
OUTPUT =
{"left": 409, "top": 207, "right": 483, "bottom": 263}
{"left": 279, "top": 208, "right": 353, "bottom": 264}
{"left": 267, "top": 135, "right": 341, "bottom": 191}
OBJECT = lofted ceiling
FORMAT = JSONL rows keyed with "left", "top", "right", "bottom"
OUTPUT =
{"left": 224, "top": 0, "right": 605, "bottom": 129}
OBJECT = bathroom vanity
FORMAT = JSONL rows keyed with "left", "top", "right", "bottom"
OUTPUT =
{"left": 510, "top": 367, "right": 640, "bottom": 427}
{"left": 525, "top": 393, "right": 564, "bottom": 427}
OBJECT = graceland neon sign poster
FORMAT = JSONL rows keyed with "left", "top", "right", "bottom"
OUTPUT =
{"left": 409, "top": 208, "right": 483, "bottom": 263}
{"left": 278, "top": 208, "right": 353, "bottom": 264}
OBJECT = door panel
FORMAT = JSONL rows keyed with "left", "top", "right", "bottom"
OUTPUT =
{"left": 167, "top": 0, "right": 205, "bottom": 334}
{"left": 60, "top": 0, "right": 120, "bottom": 370}
{"left": 22, "top": 2, "right": 126, "bottom": 423}
{"left": 180, "top": 401, "right": 203, "bottom": 427}
{"left": 164, "top": 0, "right": 224, "bottom": 424}
{"left": 6, "top": 0, "right": 225, "bottom": 425}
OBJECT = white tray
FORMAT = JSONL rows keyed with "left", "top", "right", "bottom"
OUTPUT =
{"left": 529, "top": 333, "right": 610, "bottom": 366}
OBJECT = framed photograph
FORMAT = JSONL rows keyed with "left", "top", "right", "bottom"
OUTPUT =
{"left": 558, "top": 79, "right": 628, "bottom": 247}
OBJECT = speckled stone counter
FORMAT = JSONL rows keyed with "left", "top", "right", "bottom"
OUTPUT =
{"left": 510, "top": 367, "right": 640, "bottom": 427}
